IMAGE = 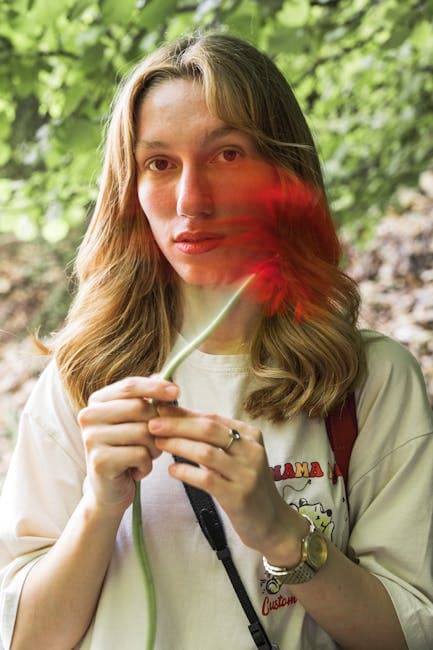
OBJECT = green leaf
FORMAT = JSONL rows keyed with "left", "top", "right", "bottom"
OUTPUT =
{"left": 277, "top": 0, "right": 309, "bottom": 28}
{"left": 80, "top": 43, "right": 106, "bottom": 72}
{"left": 0, "top": 143, "right": 11, "bottom": 165}
{"left": 62, "top": 84, "right": 92, "bottom": 116}
{"left": 411, "top": 20, "right": 433, "bottom": 51}
{"left": 68, "top": 0, "right": 99, "bottom": 21}
{"left": 222, "top": 0, "right": 262, "bottom": 39}
{"left": 100, "top": 0, "right": 138, "bottom": 25}
{"left": 385, "top": 24, "right": 410, "bottom": 49}
{"left": 164, "top": 12, "right": 195, "bottom": 41}
{"left": 262, "top": 23, "right": 306, "bottom": 54}
{"left": 0, "top": 179, "right": 12, "bottom": 204}
{"left": 57, "top": 118, "right": 101, "bottom": 153}
{"left": 27, "top": 0, "right": 68, "bottom": 27}
{"left": 139, "top": 0, "right": 179, "bottom": 32}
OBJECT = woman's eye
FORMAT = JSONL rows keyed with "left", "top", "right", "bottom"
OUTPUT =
{"left": 217, "top": 149, "right": 242, "bottom": 162}
{"left": 147, "top": 158, "right": 173, "bottom": 171}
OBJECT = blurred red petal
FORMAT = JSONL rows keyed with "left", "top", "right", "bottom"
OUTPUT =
{"left": 218, "top": 176, "right": 340, "bottom": 320}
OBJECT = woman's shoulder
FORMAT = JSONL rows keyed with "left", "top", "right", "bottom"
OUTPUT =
{"left": 353, "top": 330, "right": 433, "bottom": 468}
{"left": 361, "top": 328, "right": 418, "bottom": 361}
{"left": 24, "top": 359, "right": 76, "bottom": 418}
{"left": 360, "top": 329, "right": 431, "bottom": 398}
{"left": 20, "top": 359, "right": 83, "bottom": 464}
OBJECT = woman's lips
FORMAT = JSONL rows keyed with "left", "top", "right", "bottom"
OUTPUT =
{"left": 174, "top": 233, "right": 224, "bottom": 255}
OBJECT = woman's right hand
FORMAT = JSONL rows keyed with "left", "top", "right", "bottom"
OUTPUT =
{"left": 77, "top": 375, "right": 179, "bottom": 514}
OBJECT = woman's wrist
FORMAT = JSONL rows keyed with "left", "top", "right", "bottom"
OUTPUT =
{"left": 81, "top": 490, "right": 128, "bottom": 527}
{"left": 260, "top": 505, "right": 311, "bottom": 568}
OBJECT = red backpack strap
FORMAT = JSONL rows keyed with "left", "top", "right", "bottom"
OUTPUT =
{"left": 325, "top": 392, "right": 358, "bottom": 493}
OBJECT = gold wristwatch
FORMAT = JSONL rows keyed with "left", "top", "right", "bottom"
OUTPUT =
{"left": 263, "top": 514, "right": 328, "bottom": 585}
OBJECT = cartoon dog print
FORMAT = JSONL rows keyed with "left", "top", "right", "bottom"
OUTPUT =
{"left": 290, "top": 498, "right": 335, "bottom": 539}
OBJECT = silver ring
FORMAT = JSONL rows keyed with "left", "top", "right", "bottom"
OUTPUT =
{"left": 224, "top": 428, "right": 241, "bottom": 451}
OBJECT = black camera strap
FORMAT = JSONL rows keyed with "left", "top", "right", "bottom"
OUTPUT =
{"left": 165, "top": 391, "right": 357, "bottom": 648}
{"left": 173, "top": 453, "right": 279, "bottom": 650}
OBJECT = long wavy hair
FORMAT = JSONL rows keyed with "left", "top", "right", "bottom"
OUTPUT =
{"left": 52, "top": 33, "right": 365, "bottom": 421}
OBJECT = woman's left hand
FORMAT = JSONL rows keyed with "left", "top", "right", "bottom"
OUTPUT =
{"left": 149, "top": 404, "right": 306, "bottom": 564}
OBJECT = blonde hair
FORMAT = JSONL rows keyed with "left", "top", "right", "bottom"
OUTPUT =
{"left": 52, "top": 33, "right": 365, "bottom": 420}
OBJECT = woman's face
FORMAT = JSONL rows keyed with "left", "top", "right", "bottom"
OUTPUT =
{"left": 135, "top": 78, "right": 281, "bottom": 287}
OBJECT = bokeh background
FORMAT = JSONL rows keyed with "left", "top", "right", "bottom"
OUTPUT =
{"left": 1, "top": 0, "right": 432, "bottom": 486}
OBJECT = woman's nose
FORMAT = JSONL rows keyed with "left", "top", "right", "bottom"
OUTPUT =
{"left": 176, "top": 165, "right": 213, "bottom": 219}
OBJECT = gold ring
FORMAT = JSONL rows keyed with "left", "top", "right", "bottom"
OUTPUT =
{"left": 224, "top": 428, "right": 241, "bottom": 451}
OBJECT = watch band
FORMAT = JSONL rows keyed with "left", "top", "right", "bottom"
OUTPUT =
{"left": 263, "top": 514, "right": 323, "bottom": 585}
{"left": 263, "top": 554, "right": 316, "bottom": 584}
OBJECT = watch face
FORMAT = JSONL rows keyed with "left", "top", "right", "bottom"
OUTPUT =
{"left": 307, "top": 532, "right": 328, "bottom": 570}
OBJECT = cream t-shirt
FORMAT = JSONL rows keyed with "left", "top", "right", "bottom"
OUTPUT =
{"left": 0, "top": 331, "right": 432, "bottom": 649}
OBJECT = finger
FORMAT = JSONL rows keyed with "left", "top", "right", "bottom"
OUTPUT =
{"left": 83, "top": 422, "right": 162, "bottom": 460}
{"left": 155, "top": 404, "right": 189, "bottom": 417}
{"left": 222, "top": 428, "right": 242, "bottom": 453}
{"left": 88, "top": 375, "right": 179, "bottom": 404}
{"left": 89, "top": 444, "right": 154, "bottom": 480}
{"left": 152, "top": 408, "right": 263, "bottom": 448}
{"left": 149, "top": 414, "right": 225, "bottom": 447}
{"left": 218, "top": 416, "right": 264, "bottom": 445}
{"left": 156, "top": 437, "right": 236, "bottom": 479}
{"left": 79, "top": 397, "right": 158, "bottom": 427}
{"left": 149, "top": 413, "right": 254, "bottom": 455}
{"left": 167, "top": 456, "right": 230, "bottom": 496}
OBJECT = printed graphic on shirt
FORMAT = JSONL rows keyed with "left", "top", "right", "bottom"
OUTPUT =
{"left": 260, "top": 572, "right": 298, "bottom": 616}
{"left": 270, "top": 460, "right": 342, "bottom": 484}
{"left": 289, "top": 497, "right": 335, "bottom": 539}
{"left": 260, "top": 457, "right": 340, "bottom": 617}
{"left": 260, "top": 495, "right": 336, "bottom": 617}
{"left": 260, "top": 585, "right": 298, "bottom": 616}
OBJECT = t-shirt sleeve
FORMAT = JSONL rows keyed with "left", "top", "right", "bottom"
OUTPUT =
{"left": 0, "top": 362, "right": 85, "bottom": 649}
{"left": 348, "top": 333, "right": 433, "bottom": 650}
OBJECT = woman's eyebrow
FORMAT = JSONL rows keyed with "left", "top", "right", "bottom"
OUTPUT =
{"left": 203, "top": 125, "right": 238, "bottom": 143}
{"left": 135, "top": 138, "right": 169, "bottom": 151}
{"left": 135, "top": 126, "right": 239, "bottom": 150}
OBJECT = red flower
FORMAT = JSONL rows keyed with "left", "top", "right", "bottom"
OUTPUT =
{"left": 225, "top": 176, "right": 341, "bottom": 321}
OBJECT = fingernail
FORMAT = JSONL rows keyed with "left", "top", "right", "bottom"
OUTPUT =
{"left": 163, "top": 385, "right": 177, "bottom": 398}
{"left": 148, "top": 419, "right": 161, "bottom": 432}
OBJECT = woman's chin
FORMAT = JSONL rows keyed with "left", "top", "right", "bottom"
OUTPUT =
{"left": 178, "top": 272, "right": 239, "bottom": 289}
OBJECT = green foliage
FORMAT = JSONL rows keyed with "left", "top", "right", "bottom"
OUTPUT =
{"left": 0, "top": 0, "right": 432, "bottom": 241}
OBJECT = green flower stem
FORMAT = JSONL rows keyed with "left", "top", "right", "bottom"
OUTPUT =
{"left": 132, "top": 479, "right": 156, "bottom": 650}
{"left": 161, "top": 274, "right": 255, "bottom": 379}
{"left": 132, "top": 273, "right": 254, "bottom": 650}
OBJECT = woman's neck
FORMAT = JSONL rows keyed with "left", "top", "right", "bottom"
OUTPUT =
{"left": 179, "top": 281, "right": 261, "bottom": 355}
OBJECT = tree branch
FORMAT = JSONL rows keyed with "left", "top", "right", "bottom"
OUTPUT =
{"left": 294, "top": 25, "right": 383, "bottom": 85}
{"left": 309, "top": 0, "right": 343, "bottom": 6}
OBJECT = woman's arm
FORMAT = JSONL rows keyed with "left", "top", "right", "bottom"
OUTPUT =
{"left": 11, "top": 494, "right": 124, "bottom": 650}
{"left": 278, "top": 534, "right": 407, "bottom": 650}
{"left": 11, "top": 376, "right": 179, "bottom": 650}
{"left": 151, "top": 404, "right": 413, "bottom": 650}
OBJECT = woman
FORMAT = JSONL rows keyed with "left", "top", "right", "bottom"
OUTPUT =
{"left": 1, "top": 34, "right": 432, "bottom": 650}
